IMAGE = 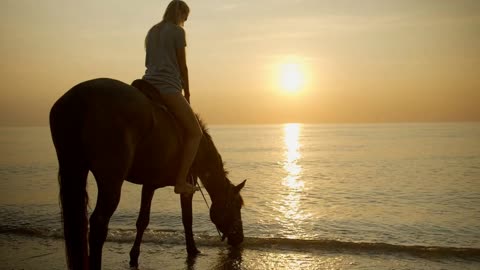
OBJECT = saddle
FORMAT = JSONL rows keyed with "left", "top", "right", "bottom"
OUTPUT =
{"left": 131, "top": 79, "right": 167, "bottom": 109}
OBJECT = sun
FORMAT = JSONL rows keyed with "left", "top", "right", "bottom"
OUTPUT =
{"left": 279, "top": 63, "right": 304, "bottom": 92}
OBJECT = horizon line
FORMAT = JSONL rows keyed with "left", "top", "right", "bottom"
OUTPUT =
{"left": 1, "top": 120, "right": 479, "bottom": 128}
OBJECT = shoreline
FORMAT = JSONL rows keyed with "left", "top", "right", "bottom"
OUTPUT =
{"left": 2, "top": 234, "right": 480, "bottom": 270}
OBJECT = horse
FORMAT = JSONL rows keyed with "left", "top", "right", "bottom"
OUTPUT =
{"left": 49, "top": 78, "right": 246, "bottom": 270}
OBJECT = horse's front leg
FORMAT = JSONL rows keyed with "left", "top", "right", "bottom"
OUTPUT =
{"left": 181, "top": 192, "right": 200, "bottom": 256}
{"left": 129, "top": 185, "right": 155, "bottom": 268}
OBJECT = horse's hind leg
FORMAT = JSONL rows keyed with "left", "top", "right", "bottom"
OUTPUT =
{"left": 129, "top": 186, "right": 155, "bottom": 268}
{"left": 88, "top": 175, "right": 123, "bottom": 270}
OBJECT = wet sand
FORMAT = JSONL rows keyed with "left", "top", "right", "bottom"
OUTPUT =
{"left": 2, "top": 234, "right": 480, "bottom": 270}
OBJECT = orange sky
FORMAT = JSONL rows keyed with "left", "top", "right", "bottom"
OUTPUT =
{"left": 1, "top": 0, "right": 479, "bottom": 125}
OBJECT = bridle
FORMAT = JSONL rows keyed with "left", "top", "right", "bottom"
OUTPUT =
{"left": 192, "top": 175, "right": 233, "bottom": 242}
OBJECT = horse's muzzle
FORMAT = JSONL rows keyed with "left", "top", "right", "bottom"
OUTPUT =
{"left": 226, "top": 220, "right": 244, "bottom": 246}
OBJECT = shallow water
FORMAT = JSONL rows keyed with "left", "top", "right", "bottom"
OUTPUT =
{"left": 1, "top": 234, "right": 480, "bottom": 270}
{"left": 1, "top": 123, "right": 480, "bottom": 268}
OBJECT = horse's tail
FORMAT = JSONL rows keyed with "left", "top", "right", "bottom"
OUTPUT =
{"left": 49, "top": 91, "right": 89, "bottom": 270}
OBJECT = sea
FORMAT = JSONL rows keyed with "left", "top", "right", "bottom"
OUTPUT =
{"left": 1, "top": 122, "right": 479, "bottom": 269}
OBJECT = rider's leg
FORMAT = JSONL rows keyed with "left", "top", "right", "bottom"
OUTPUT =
{"left": 159, "top": 92, "right": 202, "bottom": 194}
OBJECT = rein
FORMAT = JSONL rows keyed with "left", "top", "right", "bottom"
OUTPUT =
{"left": 191, "top": 176, "right": 224, "bottom": 241}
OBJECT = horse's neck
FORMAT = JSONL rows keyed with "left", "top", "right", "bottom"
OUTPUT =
{"left": 200, "top": 173, "right": 230, "bottom": 204}
{"left": 195, "top": 135, "right": 229, "bottom": 204}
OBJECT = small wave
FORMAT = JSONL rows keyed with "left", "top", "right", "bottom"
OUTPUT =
{"left": 0, "top": 225, "right": 63, "bottom": 239}
{"left": 244, "top": 237, "right": 480, "bottom": 259}
{"left": 2, "top": 225, "right": 479, "bottom": 259}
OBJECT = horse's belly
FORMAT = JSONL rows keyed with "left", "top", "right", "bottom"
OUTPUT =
{"left": 125, "top": 175, "right": 173, "bottom": 187}
{"left": 126, "top": 160, "right": 177, "bottom": 187}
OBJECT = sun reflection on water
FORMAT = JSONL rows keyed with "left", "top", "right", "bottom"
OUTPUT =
{"left": 274, "top": 123, "right": 312, "bottom": 239}
{"left": 283, "top": 123, "right": 303, "bottom": 189}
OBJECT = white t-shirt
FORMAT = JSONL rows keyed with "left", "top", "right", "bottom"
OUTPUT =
{"left": 143, "top": 22, "right": 187, "bottom": 91}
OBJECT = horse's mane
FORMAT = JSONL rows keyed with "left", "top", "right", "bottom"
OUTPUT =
{"left": 196, "top": 115, "right": 244, "bottom": 206}
{"left": 195, "top": 114, "right": 229, "bottom": 178}
{"left": 196, "top": 114, "right": 209, "bottom": 138}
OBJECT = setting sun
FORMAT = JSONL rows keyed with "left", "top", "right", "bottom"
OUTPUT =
{"left": 279, "top": 63, "right": 304, "bottom": 92}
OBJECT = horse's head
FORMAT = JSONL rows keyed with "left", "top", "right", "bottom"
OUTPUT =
{"left": 192, "top": 121, "right": 246, "bottom": 246}
{"left": 210, "top": 179, "right": 246, "bottom": 246}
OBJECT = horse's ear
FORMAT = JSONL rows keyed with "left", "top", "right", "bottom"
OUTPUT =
{"left": 234, "top": 179, "right": 247, "bottom": 193}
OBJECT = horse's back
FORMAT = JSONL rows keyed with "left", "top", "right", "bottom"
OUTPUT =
{"left": 63, "top": 78, "right": 149, "bottom": 111}
{"left": 51, "top": 78, "right": 155, "bottom": 179}
{"left": 50, "top": 78, "right": 180, "bottom": 186}
{"left": 52, "top": 77, "right": 153, "bottom": 137}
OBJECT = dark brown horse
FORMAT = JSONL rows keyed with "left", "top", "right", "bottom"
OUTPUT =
{"left": 49, "top": 78, "right": 245, "bottom": 270}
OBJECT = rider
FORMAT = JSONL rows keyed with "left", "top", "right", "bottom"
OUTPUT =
{"left": 143, "top": 0, "right": 201, "bottom": 194}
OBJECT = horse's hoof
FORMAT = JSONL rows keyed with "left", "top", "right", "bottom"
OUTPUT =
{"left": 129, "top": 261, "right": 139, "bottom": 269}
{"left": 187, "top": 248, "right": 201, "bottom": 256}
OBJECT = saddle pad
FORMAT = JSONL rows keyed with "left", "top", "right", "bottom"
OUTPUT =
{"left": 131, "top": 79, "right": 164, "bottom": 102}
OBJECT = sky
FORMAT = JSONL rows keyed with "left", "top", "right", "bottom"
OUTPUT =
{"left": 1, "top": 0, "right": 479, "bottom": 125}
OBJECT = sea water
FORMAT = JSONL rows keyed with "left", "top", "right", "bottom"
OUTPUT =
{"left": 1, "top": 123, "right": 479, "bottom": 269}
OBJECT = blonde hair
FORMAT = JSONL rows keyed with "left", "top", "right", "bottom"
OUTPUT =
{"left": 145, "top": 0, "right": 190, "bottom": 49}
{"left": 163, "top": 0, "right": 190, "bottom": 25}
